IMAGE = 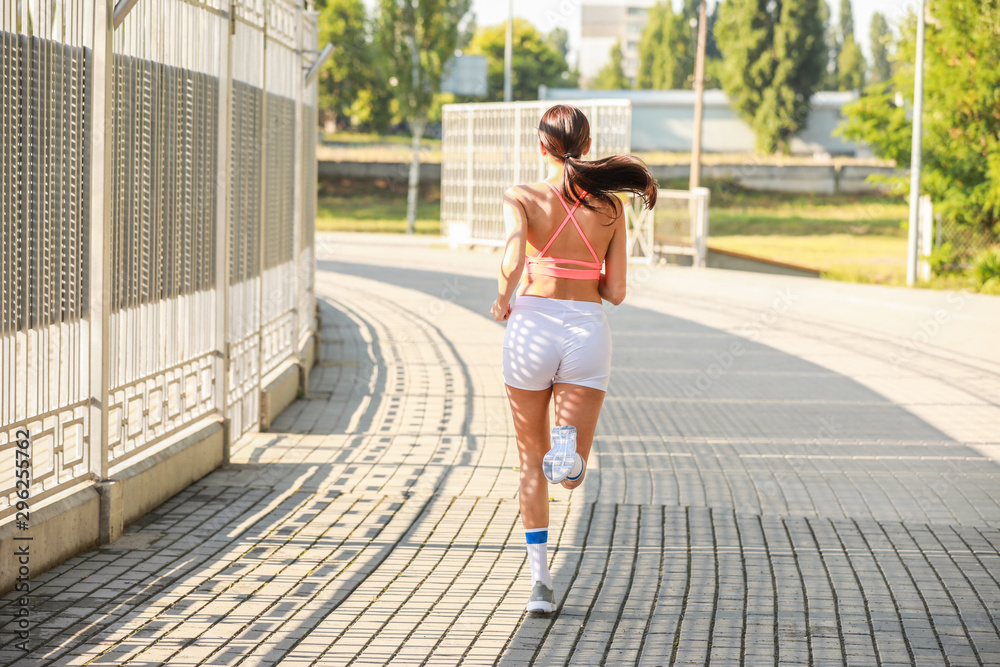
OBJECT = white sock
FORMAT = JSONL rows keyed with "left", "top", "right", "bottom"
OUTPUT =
{"left": 567, "top": 454, "right": 585, "bottom": 481}
{"left": 525, "top": 528, "right": 552, "bottom": 588}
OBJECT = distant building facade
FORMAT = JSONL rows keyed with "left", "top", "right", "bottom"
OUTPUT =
{"left": 538, "top": 88, "right": 867, "bottom": 156}
{"left": 579, "top": 0, "right": 657, "bottom": 87}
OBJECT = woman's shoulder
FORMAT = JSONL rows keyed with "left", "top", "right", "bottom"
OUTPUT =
{"left": 504, "top": 182, "right": 551, "bottom": 209}
{"left": 506, "top": 182, "right": 548, "bottom": 197}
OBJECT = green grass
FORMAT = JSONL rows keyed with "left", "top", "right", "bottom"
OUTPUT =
{"left": 316, "top": 179, "right": 441, "bottom": 234}
{"left": 675, "top": 179, "right": 910, "bottom": 284}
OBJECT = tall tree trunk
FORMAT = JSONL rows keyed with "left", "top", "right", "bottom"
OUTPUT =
{"left": 406, "top": 117, "right": 425, "bottom": 235}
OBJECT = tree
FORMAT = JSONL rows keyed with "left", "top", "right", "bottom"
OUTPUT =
{"left": 377, "top": 0, "right": 471, "bottom": 233}
{"left": 838, "top": 0, "right": 853, "bottom": 42}
{"left": 705, "top": 1, "right": 722, "bottom": 61}
{"left": 546, "top": 27, "right": 570, "bottom": 60}
{"left": 465, "top": 19, "right": 576, "bottom": 102}
{"left": 715, "top": 0, "right": 827, "bottom": 153}
{"left": 593, "top": 41, "right": 629, "bottom": 90}
{"left": 838, "top": 1, "right": 1000, "bottom": 237}
{"left": 317, "top": 0, "right": 390, "bottom": 132}
{"left": 820, "top": 0, "right": 838, "bottom": 86}
{"left": 837, "top": 35, "right": 865, "bottom": 90}
{"left": 636, "top": 2, "right": 691, "bottom": 89}
{"left": 835, "top": 0, "right": 865, "bottom": 90}
{"left": 868, "top": 12, "right": 892, "bottom": 85}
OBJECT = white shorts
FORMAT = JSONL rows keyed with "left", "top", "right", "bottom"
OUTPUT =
{"left": 502, "top": 296, "right": 612, "bottom": 392}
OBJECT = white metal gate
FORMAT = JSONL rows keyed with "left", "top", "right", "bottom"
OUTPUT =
{"left": 0, "top": 0, "right": 319, "bottom": 522}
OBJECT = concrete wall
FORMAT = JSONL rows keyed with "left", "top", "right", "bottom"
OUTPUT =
{"left": 648, "top": 163, "right": 899, "bottom": 194}
{"left": 321, "top": 160, "right": 899, "bottom": 195}
{"left": 318, "top": 160, "right": 441, "bottom": 183}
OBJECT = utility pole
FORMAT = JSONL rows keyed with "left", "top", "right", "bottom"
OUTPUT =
{"left": 906, "top": 0, "right": 926, "bottom": 286}
{"left": 689, "top": 0, "right": 708, "bottom": 190}
{"left": 504, "top": 0, "right": 513, "bottom": 102}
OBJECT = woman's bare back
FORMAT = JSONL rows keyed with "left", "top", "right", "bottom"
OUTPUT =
{"left": 511, "top": 181, "right": 621, "bottom": 303}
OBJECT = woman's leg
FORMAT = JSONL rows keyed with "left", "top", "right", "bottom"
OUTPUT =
{"left": 507, "top": 383, "right": 560, "bottom": 611}
{"left": 506, "top": 384, "right": 553, "bottom": 529}
{"left": 551, "top": 383, "right": 606, "bottom": 490}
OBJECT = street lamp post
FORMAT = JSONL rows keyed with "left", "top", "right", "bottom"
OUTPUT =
{"left": 906, "top": 0, "right": 927, "bottom": 286}
{"left": 690, "top": 0, "right": 708, "bottom": 191}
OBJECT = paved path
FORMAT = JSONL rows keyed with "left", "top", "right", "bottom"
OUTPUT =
{"left": 2, "top": 232, "right": 1000, "bottom": 666}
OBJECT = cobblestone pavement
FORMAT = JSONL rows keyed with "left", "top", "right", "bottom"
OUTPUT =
{"left": 2, "top": 232, "right": 999, "bottom": 666}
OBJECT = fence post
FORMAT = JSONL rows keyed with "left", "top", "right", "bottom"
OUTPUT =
{"left": 292, "top": 2, "right": 304, "bottom": 394}
{"left": 88, "top": 0, "right": 114, "bottom": 483}
{"left": 466, "top": 107, "right": 474, "bottom": 241}
{"left": 919, "top": 195, "right": 933, "bottom": 282}
{"left": 257, "top": 3, "right": 269, "bottom": 431}
{"left": 216, "top": 0, "right": 235, "bottom": 463}
{"left": 693, "top": 187, "right": 710, "bottom": 268}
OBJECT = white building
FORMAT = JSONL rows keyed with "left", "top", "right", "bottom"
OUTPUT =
{"left": 579, "top": 0, "right": 658, "bottom": 86}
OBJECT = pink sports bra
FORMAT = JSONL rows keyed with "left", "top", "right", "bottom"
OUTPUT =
{"left": 525, "top": 182, "right": 603, "bottom": 280}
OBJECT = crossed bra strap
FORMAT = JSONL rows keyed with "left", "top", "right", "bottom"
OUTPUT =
{"left": 525, "top": 183, "right": 603, "bottom": 280}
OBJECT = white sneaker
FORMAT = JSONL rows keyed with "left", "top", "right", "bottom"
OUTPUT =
{"left": 566, "top": 453, "right": 585, "bottom": 482}
{"left": 543, "top": 425, "right": 577, "bottom": 484}
{"left": 526, "top": 581, "right": 556, "bottom": 614}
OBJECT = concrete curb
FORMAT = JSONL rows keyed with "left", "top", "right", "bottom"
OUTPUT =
{"left": 0, "top": 487, "right": 100, "bottom": 597}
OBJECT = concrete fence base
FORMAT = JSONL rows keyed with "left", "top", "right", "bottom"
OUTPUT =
{"left": 0, "top": 335, "right": 319, "bottom": 596}
{"left": 318, "top": 160, "right": 900, "bottom": 195}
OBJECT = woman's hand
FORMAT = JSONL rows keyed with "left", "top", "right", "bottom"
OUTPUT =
{"left": 491, "top": 298, "right": 512, "bottom": 321}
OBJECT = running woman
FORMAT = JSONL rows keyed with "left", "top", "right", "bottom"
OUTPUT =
{"left": 490, "top": 105, "right": 657, "bottom": 614}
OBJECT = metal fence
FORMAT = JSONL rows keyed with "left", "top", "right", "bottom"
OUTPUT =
{"left": 0, "top": 0, "right": 318, "bottom": 522}
{"left": 440, "top": 100, "right": 709, "bottom": 265}
{"left": 917, "top": 195, "right": 997, "bottom": 278}
{"left": 441, "top": 100, "right": 633, "bottom": 246}
{"left": 625, "top": 187, "right": 710, "bottom": 267}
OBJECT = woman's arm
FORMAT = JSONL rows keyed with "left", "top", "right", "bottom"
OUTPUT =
{"left": 598, "top": 206, "right": 627, "bottom": 306}
{"left": 491, "top": 188, "right": 528, "bottom": 321}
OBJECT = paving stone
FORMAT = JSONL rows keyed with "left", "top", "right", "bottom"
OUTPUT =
{"left": 2, "top": 234, "right": 999, "bottom": 665}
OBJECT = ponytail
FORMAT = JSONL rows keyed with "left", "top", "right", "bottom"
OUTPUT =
{"left": 539, "top": 104, "right": 658, "bottom": 222}
{"left": 562, "top": 154, "right": 658, "bottom": 219}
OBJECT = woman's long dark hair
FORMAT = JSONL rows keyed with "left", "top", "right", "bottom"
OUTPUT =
{"left": 538, "top": 104, "right": 658, "bottom": 220}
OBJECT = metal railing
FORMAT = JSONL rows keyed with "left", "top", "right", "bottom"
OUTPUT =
{"left": 627, "top": 187, "right": 710, "bottom": 267}
{"left": 0, "top": 0, "right": 318, "bottom": 522}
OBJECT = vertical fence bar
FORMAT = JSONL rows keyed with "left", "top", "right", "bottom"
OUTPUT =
{"left": 88, "top": 0, "right": 114, "bottom": 481}
{"left": 216, "top": 1, "right": 235, "bottom": 462}
{"left": 256, "top": 1, "right": 268, "bottom": 430}
{"left": 292, "top": 3, "right": 305, "bottom": 388}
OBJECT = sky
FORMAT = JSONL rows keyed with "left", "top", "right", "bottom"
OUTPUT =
{"left": 362, "top": 0, "right": 918, "bottom": 65}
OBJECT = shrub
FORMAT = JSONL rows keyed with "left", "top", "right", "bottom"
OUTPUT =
{"left": 972, "top": 247, "right": 1000, "bottom": 288}
{"left": 926, "top": 242, "right": 960, "bottom": 275}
